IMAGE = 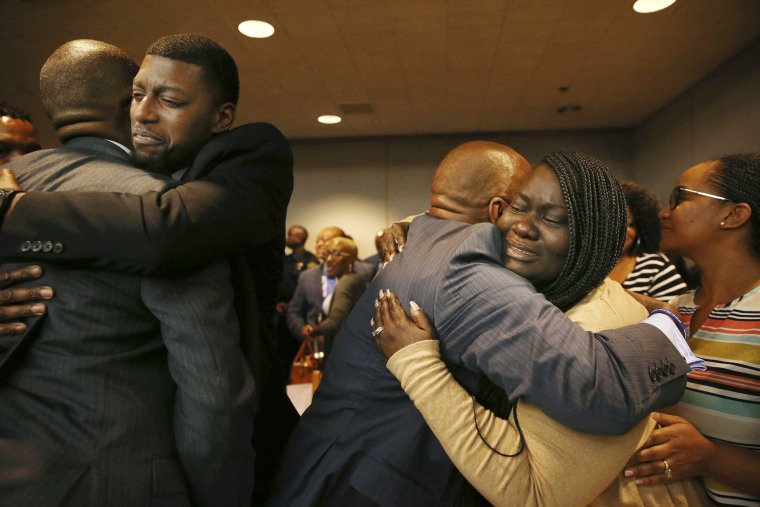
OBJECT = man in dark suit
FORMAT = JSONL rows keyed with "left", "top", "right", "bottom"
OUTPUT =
{"left": 0, "top": 39, "right": 255, "bottom": 506}
{"left": 267, "top": 141, "right": 700, "bottom": 506}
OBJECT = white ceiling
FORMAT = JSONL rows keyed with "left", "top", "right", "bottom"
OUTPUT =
{"left": 2, "top": 0, "right": 759, "bottom": 145}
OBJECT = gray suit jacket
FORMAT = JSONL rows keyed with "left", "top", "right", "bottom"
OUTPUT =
{"left": 0, "top": 138, "right": 254, "bottom": 506}
{"left": 270, "top": 214, "right": 688, "bottom": 506}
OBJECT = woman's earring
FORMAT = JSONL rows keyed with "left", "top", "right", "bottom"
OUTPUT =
{"left": 720, "top": 221, "right": 726, "bottom": 227}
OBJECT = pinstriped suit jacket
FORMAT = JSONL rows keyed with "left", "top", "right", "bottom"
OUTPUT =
{"left": 271, "top": 214, "right": 689, "bottom": 507}
{"left": 0, "top": 137, "right": 254, "bottom": 506}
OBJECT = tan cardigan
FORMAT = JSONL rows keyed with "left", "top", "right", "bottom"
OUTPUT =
{"left": 387, "top": 278, "right": 711, "bottom": 507}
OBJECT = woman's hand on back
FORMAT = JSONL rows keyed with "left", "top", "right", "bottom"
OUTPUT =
{"left": 372, "top": 289, "right": 437, "bottom": 362}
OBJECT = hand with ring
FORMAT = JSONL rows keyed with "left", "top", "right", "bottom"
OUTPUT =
{"left": 371, "top": 289, "right": 437, "bottom": 362}
{"left": 623, "top": 412, "right": 715, "bottom": 486}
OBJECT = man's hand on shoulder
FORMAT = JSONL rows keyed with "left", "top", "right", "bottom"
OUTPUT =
{"left": 0, "top": 264, "right": 53, "bottom": 334}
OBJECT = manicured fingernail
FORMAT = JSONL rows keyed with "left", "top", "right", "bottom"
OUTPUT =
{"left": 385, "top": 289, "right": 391, "bottom": 298}
{"left": 378, "top": 289, "right": 384, "bottom": 299}
{"left": 12, "top": 324, "right": 26, "bottom": 333}
{"left": 410, "top": 301, "right": 420, "bottom": 313}
{"left": 624, "top": 469, "right": 634, "bottom": 477}
{"left": 370, "top": 318, "right": 374, "bottom": 327}
{"left": 39, "top": 287, "right": 53, "bottom": 298}
{"left": 381, "top": 262, "right": 388, "bottom": 269}
{"left": 635, "top": 479, "right": 644, "bottom": 485}
{"left": 399, "top": 245, "right": 404, "bottom": 252}
{"left": 374, "top": 299, "right": 380, "bottom": 308}
{"left": 389, "top": 254, "right": 395, "bottom": 261}
{"left": 31, "top": 304, "right": 46, "bottom": 314}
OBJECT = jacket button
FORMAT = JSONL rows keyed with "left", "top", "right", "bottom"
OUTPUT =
{"left": 42, "top": 241, "right": 53, "bottom": 253}
{"left": 31, "top": 241, "right": 43, "bottom": 252}
{"left": 648, "top": 368, "right": 657, "bottom": 383}
{"left": 655, "top": 367, "right": 663, "bottom": 381}
{"left": 20, "top": 241, "right": 32, "bottom": 252}
{"left": 53, "top": 242, "right": 64, "bottom": 254}
{"left": 668, "top": 362, "right": 677, "bottom": 375}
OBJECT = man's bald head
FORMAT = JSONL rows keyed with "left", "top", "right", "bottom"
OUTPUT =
{"left": 40, "top": 39, "right": 139, "bottom": 146}
{"left": 429, "top": 141, "right": 530, "bottom": 224}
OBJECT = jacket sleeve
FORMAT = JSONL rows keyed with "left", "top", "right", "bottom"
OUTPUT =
{"left": 141, "top": 262, "right": 255, "bottom": 506}
{"left": 317, "top": 275, "right": 367, "bottom": 337}
{"left": 0, "top": 123, "right": 293, "bottom": 276}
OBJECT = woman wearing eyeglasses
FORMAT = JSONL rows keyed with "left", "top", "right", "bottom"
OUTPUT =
{"left": 610, "top": 182, "right": 688, "bottom": 301}
{"left": 626, "top": 154, "right": 760, "bottom": 506}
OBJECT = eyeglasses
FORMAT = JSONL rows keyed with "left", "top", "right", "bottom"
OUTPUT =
{"left": 669, "top": 186, "right": 731, "bottom": 209}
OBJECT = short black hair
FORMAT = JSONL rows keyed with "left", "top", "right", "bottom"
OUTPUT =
{"left": 622, "top": 181, "right": 663, "bottom": 256}
{"left": 708, "top": 153, "right": 760, "bottom": 257}
{"left": 0, "top": 102, "right": 33, "bottom": 123}
{"left": 146, "top": 33, "right": 239, "bottom": 105}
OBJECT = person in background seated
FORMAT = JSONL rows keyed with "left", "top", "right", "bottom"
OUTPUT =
{"left": 626, "top": 154, "right": 760, "bottom": 506}
{"left": 372, "top": 151, "right": 709, "bottom": 507}
{"left": 0, "top": 102, "right": 41, "bottom": 165}
{"left": 610, "top": 181, "right": 687, "bottom": 301}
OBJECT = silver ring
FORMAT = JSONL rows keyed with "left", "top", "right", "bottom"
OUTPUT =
{"left": 372, "top": 326, "right": 385, "bottom": 337}
{"left": 662, "top": 459, "right": 672, "bottom": 476}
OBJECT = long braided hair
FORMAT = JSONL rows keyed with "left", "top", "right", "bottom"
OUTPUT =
{"left": 448, "top": 151, "right": 628, "bottom": 506}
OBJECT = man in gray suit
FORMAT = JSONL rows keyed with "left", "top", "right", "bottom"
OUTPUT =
{"left": 270, "top": 141, "right": 700, "bottom": 506}
{"left": 0, "top": 40, "right": 254, "bottom": 506}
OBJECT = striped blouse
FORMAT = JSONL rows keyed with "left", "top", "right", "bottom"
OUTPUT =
{"left": 668, "top": 286, "right": 760, "bottom": 506}
{"left": 622, "top": 252, "right": 687, "bottom": 301}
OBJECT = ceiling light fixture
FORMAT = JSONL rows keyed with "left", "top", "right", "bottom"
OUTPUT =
{"left": 632, "top": 0, "right": 677, "bottom": 14}
{"left": 318, "top": 115, "right": 342, "bottom": 125}
{"left": 238, "top": 20, "right": 275, "bottom": 38}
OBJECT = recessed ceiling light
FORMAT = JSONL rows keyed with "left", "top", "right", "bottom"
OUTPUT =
{"left": 633, "top": 0, "right": 676, "bottom": 14}
{"left": 318, "top": 115, "right": 342, "bottom": 125}
{"left": 238, "top": 20, "right": 275, "bottom": 38}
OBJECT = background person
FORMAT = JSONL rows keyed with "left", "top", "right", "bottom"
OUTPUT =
{"left": 610, "top": 181, "right": 687, "bottom": 301}
{"left": 626, "top": 154, "right": 760, "bottom": 506}
{"left": 303, "top": 236, "right": 367, "bottom": 359}
{"left": 0, "top": 102, "right": 41, "bottom": 165}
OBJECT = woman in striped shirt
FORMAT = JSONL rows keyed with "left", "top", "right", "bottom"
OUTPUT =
{"left": 625, "top": 154, "right": 760, "bottom": 506}
{"left": 610, "top": 181, "right": 688, "bottom": 301}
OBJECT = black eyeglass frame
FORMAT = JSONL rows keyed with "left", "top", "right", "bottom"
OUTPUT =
{"left": 669, "top": 186, "right": 731, "bottom": 210}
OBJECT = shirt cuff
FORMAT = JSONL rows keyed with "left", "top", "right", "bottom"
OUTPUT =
{"left": 644, "top": 313, "right": 706, "bottom": 371}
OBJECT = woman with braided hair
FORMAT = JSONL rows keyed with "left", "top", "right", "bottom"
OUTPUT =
{"left": 372, "top": 152, "right": 709, "bottom": 506}
{"left": 625, "top": 154, "right": 760, "bottom": 506}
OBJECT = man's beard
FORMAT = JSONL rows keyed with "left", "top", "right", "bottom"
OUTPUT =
{"left": 133, "top": 150, "right": 187, "bottom": 176}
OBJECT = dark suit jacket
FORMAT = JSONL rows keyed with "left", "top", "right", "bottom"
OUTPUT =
{"left": 285, "top": 266, "right": 325, "bottom": 339}
{"left": 0, "top": 137, "right": 254, "bottom": 506}
{"left": 0, "top": 123, "right": 296, "bottom": 503}
{"left": 269, "top": 215, "right": 688, "bottom": 507}
{"left": 0, "top": 122, "right": 293, "bottom": 276}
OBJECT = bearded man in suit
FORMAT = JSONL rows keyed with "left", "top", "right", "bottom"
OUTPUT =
{"left": 0, "top": 38, "right": 257, "bottom": 506}
{"left": 0, "top": 34, "right": 295, "bottom": 505}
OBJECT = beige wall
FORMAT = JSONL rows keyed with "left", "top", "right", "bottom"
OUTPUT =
{"left": 631, "top": 39, "right": 760, "bottom": 202}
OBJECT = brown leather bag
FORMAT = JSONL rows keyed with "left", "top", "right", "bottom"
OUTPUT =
{"left": 290, "top": 336, "right": 319, "bottom": 385}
